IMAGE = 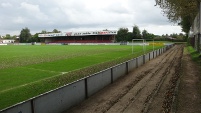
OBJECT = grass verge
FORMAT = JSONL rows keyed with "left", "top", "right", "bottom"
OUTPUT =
{"left": 187, "top": 46, "right": 201, "bottom": 111}
{"left": 187, "top": 46, "right": 201, "bottom": 66}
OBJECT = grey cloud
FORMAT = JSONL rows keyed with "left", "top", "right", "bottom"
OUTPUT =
{"left": 0, "top": 0, "right": 182, "bottom": 36}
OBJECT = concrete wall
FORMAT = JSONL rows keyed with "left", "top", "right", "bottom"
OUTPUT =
{"left": 128, "top": 58, "right": 137, "bottom": 72}
{"left": 0, "top": 45, "right": 173, "bottom": 113}
{"left": 137, "top": 55, "right": 144, "bottom": 67}
{"left": 154, "top": 50, "right": 158, "bottom": 58}
{"left": 163, "top": 47, "right": 166, "bottom": 52}
{"left": 87, "top": 69, "right": 112, "bottom": 97}
{"left": 157, "top": 49, "right": 160, "bottom": 56}
{"left": 158, "top": 49, "right": 161, "bottom": 55}
{"left": 154, "top": 50, "right": 158, "bottom": 57}
{"left": 112, "top": 63, "right": 127, "bottom": 81}
{"left": 1, "top": 101, "right": 32, "bottom": 113}
{"left": 34, "top": 80, "right": 86, "bottom": 113}
{"left": 144, "top": 54, "right": 149, "bottom": 63}
{"left": 149, "top": 51, "right": 154, "bottom": 60}
{"left": 161, "top": 48, "right": 163, "bottom": 54}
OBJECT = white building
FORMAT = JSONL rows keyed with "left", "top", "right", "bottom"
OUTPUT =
{"left": 0, "top": 39, "right": 15, "bottom": 43}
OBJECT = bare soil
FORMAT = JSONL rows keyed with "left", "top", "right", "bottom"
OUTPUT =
{"left": 177, "top": 47, "right": 201, "bottom": 113}
{"left": 63, "top": 45, "right": 201, "bottom": 113}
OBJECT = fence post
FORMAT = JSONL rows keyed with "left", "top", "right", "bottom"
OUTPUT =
{"left": 111, "top": 68, "right": 113, "bottom": 84}
{"left": 149, "top": 52, "right": 150, "bottom": 61}
{"left": 85, "top": 78, "right": 88, "bottom": 99}
{"left": 159, "top": 49, "right": 161, "bottom": 55}
{"left": 126, "top": 62, "right": 129, "bottom": 74}
{"left": 31, "top": 100, "right": 35, "bottom": 113}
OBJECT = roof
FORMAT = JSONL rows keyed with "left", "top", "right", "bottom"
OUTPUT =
{"left": 38, "top": 30, "right": 117, "bottom": 37}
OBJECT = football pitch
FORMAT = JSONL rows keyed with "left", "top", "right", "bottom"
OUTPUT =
{"left": 0, "top": 44, "right": 163, "bottom": 110}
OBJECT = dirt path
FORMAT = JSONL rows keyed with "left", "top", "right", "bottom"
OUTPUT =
{"left": 176, "top": 48, "right": 201, "bottom": 113}
{"left": 63, "top": 45, "right": 184, "bottom": 113}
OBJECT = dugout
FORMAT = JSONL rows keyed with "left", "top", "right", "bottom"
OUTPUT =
{"left": 38, "top": 30, "right": 117, "bottom": 43}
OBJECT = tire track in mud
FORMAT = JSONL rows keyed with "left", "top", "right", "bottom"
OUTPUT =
{"left": 106, "top": 45, "right": 182, "bottom": 113}
{"left": 63, "top": 45, "right": 183, "bottom": 113}
{"left": 103, "top": 46, "right": 178, "bottom": 113}
{"left": 144, "top": 45, "right": 184, "bottom": 113}
{"left": 106, "top": 46, "right": 179, "bottom": 113}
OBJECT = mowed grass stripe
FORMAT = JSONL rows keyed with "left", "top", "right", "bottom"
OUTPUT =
{"left": 0, "top": 67, "right": 59, "bottom": 92}
{"left": 0, "top": 45, "right": 129, "bottom": 69}
{"left": 0, "top": 48, "right": 131, "bottom": 92}
{"left": 27, "top": 49, "right": 130, "bottom": 72}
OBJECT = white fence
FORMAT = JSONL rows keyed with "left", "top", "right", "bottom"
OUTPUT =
{"left": 0, "top": 44, "right": 174, "bottom": 113}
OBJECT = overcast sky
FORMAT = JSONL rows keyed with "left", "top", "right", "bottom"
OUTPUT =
{"left": 0, "top": 0, "right": 183, "bottom": 36}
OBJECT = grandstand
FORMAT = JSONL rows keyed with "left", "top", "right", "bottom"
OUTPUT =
{"left": 38, "top": 30, "right": 117, "bottom": 43}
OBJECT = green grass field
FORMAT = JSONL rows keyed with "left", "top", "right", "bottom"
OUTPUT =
{"left": 0, "top": 45, "right": 163, "bottom": 110}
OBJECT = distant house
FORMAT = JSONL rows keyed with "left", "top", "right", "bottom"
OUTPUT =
{"left": 167, "top": 36, "right": 176, "bottom": 40}
{"left": 0, "top": 39, "right": 15, "bottom": 43}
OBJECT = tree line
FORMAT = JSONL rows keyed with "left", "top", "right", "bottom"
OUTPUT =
{"left": 18, "top": 28, "right": 61, "bottom": 43}
{"left": 2, "top": 26, "right": 154, "bottom": 43}
{"left": 1, "top": 26, "right": 185, "bottom": 43}
{"left": 0, "top": 28, "right": 60, "bottom": 43}
{"left": 116, "top": 25, "right": 155, "bottom": 42}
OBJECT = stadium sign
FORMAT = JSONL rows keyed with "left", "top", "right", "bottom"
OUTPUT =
{"left": 38, "top": 33, "right": 64, "bottom": 37}
{"left": 38, "top": 30, "right": 117, "bottom": 37}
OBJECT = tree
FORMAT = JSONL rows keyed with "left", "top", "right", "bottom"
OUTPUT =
{"left": 116, "top": 28, "right": 129, "bottom": 42}
{"left": 126, "top": 32, "right": 133, "bottom": 41}
{"left": 155, "top": 0, "right": 200, "bottom": 35}
{"left": 170, "top": 33, "right": 177, "bottom": 38}
{"left": 170, "top": 33, "right": 186, "bottom": 41}
{"left": 147, "top": 33, "right": 155, "bottom": 39}
{"left": 30, "top": 33, "right": 40, "bottom": 42}
{"left": 179, "top": 16, "right": 191, "bottom": 34}
{"left": 142, "top": 30, "right": 149, "bottom": 39}
{"left": 52, "top": 29, "right": 61, "bottom": 33}
{"left": 19, "top": 27, "right": 32, "bottom": 43}
{"left": 12, "top": 35, "right": 17, "bottom": 40}
{"left": 155, "top": 0, "right": 199, "bottom": 23}
{"left": 4, "top": 34, "right": 12, "bottom": 39}
{"left": 133, "top": 25, "right": 141, "bottom": 39}
{"left": 41, "top": 30, "right": 47, "bottom": 34}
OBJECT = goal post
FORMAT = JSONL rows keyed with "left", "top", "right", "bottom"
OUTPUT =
{"left": 132, "top": 39, "right": 145, "bottom": 54}
{"left": 132, "top": 39, "right": 155, "bottom": 54}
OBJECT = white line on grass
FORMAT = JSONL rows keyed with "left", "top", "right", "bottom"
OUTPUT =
{"left": 20, "top": 67, "right": 59, "bottom": 73}
{"left": 0, "top": 72, "right": 64, "bottom": 94}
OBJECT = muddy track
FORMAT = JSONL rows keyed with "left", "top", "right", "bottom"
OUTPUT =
{"left": 63, "top": 45, "right": 183, "bottom": 113}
